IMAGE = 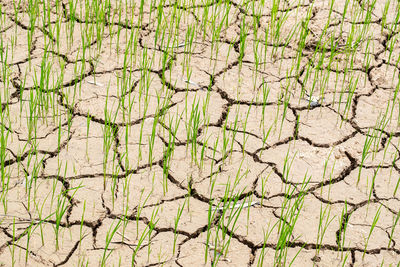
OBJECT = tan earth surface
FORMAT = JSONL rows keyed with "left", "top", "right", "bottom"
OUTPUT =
{"left": 1, "top": 0, "right": 400, "bottom": 266}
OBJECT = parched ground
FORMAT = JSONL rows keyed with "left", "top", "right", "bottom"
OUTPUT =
{"left": 1, "top": 0, "right": 400, "bottom": 266}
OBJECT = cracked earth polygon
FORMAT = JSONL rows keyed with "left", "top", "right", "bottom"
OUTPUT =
{"left": 1, "top": 0, "right": 400, "bottom": 266}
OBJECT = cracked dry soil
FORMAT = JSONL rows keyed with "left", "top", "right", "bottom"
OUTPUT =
{"left": 1, "top": 0, "right": 400, "bottom": 266}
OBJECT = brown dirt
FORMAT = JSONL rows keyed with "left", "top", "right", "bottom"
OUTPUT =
{"left": 1, "top": 0, "right": 400, "bottom": 266}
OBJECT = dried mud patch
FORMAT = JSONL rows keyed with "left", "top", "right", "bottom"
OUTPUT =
{"left": 1, "top": 0, "right": 400, "bottom": 266}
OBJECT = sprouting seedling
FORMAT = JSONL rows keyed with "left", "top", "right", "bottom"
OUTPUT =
{"left": 366, "top": 166, "right": 380, "bottom": 213}
{"left": 315, "top": 203, "right": 335, "bottom": 258}
{"left": 362, "top": 205, "right": 382, "bottom": 259}
{"left": 136, "top": 188, "right": 153, "bottom": 240}
{"left": 337, "top": 200, "right": 351, "bottom": 256}
{"left": 172, "top": 198, "right": 186, "bottom": 255}
{"left": 131, "top": 224, "right": 150, "bottom": 266}
{"left": 146, "top": 205, "right": 160, "bottom": 261}
{"left": 341, "top": 250, "right": 351, "bottom": 267}
{"left": 205, "top": 185, "right": 219, "bottom": 263}
{"left": 54, "top": 185, "right": 81, "bottom": 251}
{"left": 257, "top": 220, "right": 278, "bottom": 266}
{"left": 274, "top": 174, "right": 310, "bottom": 266}
{"left": 260, "top": 170, "right": 271, "bottom": 206}
{"left": 79, "top": 200, "right": 87, "bottom": 251}
{"left": 101, "top": 218, "right": 122, "bottom": 267}
{"left": 388, "top": 207, "right": 400, "bottom": 248}
{"left": 357, "top": 128, "right": 375, "bottom": 184}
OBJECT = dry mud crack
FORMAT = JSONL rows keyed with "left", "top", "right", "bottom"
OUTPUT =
{"left": 1, "top": 0, "right": 400, "bottom": 266}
